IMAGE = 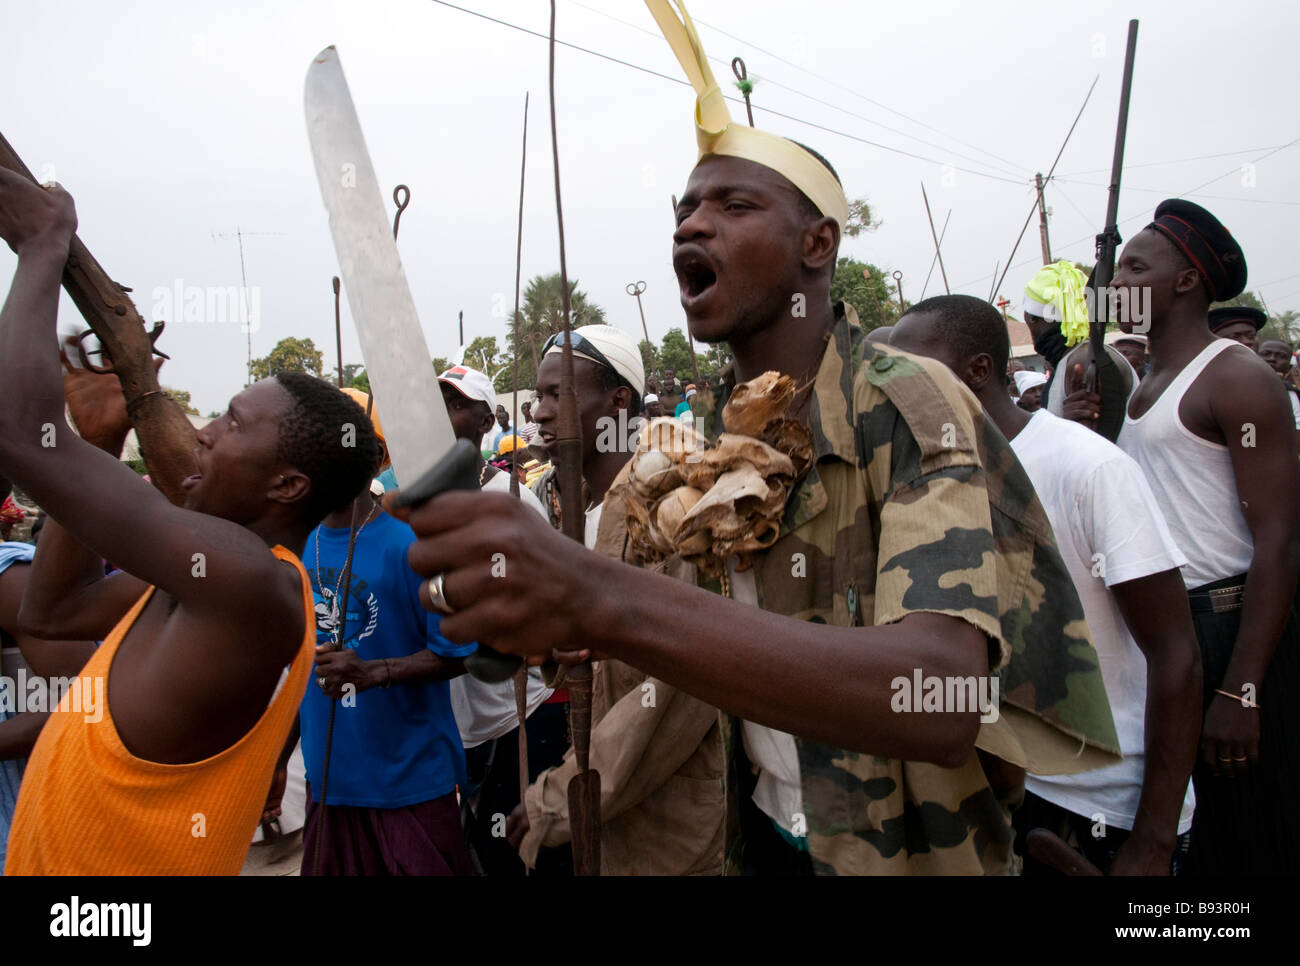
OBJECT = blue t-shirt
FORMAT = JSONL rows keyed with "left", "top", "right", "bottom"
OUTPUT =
{"left": 299, "top": 512, "right": 476, "bottom": 808}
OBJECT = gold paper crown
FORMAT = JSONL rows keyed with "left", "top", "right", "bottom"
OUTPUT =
{"left": 645, "top": 0, "right": 849, "bottom": 231}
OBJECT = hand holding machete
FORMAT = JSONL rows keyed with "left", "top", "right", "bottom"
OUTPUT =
{"left": 304, "top": 46, "right": 519, "bottom": 683}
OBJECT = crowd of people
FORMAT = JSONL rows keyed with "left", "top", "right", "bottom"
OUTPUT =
{"left": 0, "top": 0, "right": 1296, "bottom": 879}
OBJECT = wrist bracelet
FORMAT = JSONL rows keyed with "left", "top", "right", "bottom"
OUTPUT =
{"left": 381, "top": 658, "right": 392, "bottom": 690}
{"left": 1214, "top": 688, "right": 1258, "bottom": 709}
{"left": 125, "top": 390, "right": 166, "bottom": 416}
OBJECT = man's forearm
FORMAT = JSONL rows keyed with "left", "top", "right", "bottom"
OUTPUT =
{"left": 589, "top": 554, "right": 987, "bottom": 766}
{"left": 380, "top": 649, "right": 465, "bottom": 686}
{"left": 1112, "top": 572, "right": 1201, "bottom": 848}
{"left": 21, "top": 512, "right": 140, "bottom": 641}
{"left": 1131, "top": 650, "right": 1202, "bottom": 846}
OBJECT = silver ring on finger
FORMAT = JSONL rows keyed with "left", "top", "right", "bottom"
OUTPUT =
{"left": 426, "top": 573, "right": 455, "bottom": 615}
{"left": 317, "top": 676, "right": 328, "bottom": 690}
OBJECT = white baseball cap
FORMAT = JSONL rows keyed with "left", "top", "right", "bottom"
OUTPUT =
{"left": 438, "top": 365, "right": 497, "bottom": 409}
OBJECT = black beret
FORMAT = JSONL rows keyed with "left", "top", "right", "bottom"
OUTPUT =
{"left": 1147, "top": 199, "right": 1247, "bottom": 302}
{"left": 1208, "top": 306, "right": 1267, "bottom": 333}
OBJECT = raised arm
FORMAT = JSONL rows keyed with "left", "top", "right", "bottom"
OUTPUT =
{"left": 19, "top": 358, "right": 151, "bottom": 640}
{"left": 0, "top": 171, "right": 290, "bottom": 622}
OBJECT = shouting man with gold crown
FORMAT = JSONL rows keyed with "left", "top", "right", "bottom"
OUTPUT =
{"left": 395, "top": 0, "right": 1122, "bottom": 875}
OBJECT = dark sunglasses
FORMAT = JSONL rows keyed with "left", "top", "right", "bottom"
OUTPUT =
{"left": 541, "top": 330, "right": 615, "bottom": 372}
{"left": 540, "top": 330, "right": 638, "bottom": 396}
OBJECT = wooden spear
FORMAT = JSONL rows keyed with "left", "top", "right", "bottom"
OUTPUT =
{"left": 548, "top": 0, "right": 600, "bottom": 875}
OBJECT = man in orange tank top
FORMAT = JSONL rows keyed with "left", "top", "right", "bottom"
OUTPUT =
{"left": 1063, "top": 198, "right": 1300, "bottom": 874}
{"left": 0, "top": 170, "right": 384, "bottom": 874}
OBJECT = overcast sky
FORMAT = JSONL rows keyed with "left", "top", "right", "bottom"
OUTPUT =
{"left": 2, "top": 0, "right": 1296, "bottom": 414}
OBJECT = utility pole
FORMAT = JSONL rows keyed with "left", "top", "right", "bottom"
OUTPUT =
{"left": 1035, "top": 172, "right": 1053, "bottom": 264}
{"left": 626, "top": 280, "right": 656, "bottom": 373}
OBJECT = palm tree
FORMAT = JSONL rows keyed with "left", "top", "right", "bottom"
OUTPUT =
{"left": 503, "top": 273, "right": 607, "bottom": 389}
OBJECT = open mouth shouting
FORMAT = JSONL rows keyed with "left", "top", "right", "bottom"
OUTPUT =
{"left": 673, "top": 244, "right": 719, "bottom": 311}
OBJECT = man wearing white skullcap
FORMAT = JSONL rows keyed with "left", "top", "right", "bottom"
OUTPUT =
{"left": 512, "top": 324, "right": 720, "bottom": 874}
{"left": 1014, "top": 370, "right": 1048, "bottom": 412}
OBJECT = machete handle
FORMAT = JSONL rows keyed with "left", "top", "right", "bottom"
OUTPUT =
{"left": 393, "top": 438, "right": 524, "bottom": 684}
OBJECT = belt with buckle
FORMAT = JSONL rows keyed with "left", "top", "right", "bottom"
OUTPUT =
{"left": 1188, "top": 583, "right": 1245, "bottom": 614}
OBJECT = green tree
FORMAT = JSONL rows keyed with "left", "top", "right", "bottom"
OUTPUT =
{"left": 162, "top": 387, "right": 199, "bottom": 416}
{"left": 326, "top": 362, "right": 368, "bottom": 389}
{"left": 656, "top": 328, "right": 709, "bottom": 383}
{"left": 842, "top": 197, "right": 880, "bottom": 239}
{"left": 432, "top": 356, "right": 451, "bottom": 376}
{"left": 248, "top": 336, "right": 324, "bottom": 382}
{"left": 830, "top": 257, "right": 903, "bottom": 331}
{"left": 463, "top": 336, "right": 509, "bottom": 385}
{"left": 501, "top": 273, "right": 607, "bottom": 391}
{"left": 638, "top": 339, "right": 656, "bottom": 377}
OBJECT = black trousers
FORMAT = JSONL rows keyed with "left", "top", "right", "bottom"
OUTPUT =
{"left": 1185, "top": 576, "right": 1300, "bottom": 875}
{"left": 462, "top": 701, "right": 573, "bottom": 877}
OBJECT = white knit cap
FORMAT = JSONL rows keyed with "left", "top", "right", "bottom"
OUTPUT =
{"left": 543, "top": 324, "right": 646, "bottom": 398}
{"left": 1013, "top": 370, "right": 1047, "bottom": 395}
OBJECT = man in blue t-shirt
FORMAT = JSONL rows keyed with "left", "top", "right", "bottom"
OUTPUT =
{"left": 298, "top": 393, "right": 477, "bottom": 875}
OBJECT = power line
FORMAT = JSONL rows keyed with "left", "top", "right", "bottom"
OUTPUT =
{"left": 687, "top": 10, "right": 1025, "bottom": 174}
{"left": 1055, "top": 176, "right": 1300, "bottom": 207}
{"left": 1057, "top": 145, "right": 1288, "bottom": 177}
{"left": 962, "top": 139, "right": 1300, "bottom": 295}
{"left": 564, "top": 0, "right": 1028, "bottom": 182}
{"left": 426, "top": 0, "right": 1029, "bottom": 186}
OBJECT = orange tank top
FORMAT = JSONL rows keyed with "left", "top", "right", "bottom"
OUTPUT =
{"left": 5, "top": 545, "right": 314, "bottom": 875}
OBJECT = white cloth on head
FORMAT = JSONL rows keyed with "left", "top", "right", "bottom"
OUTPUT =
{"left": 643, "top": 393, "right": 659, "bottom": 404}
{"left": 1010, "top": 411, "right": 1194, "bottom": 834}
{"left": 543, "top": 324, "right": 646, "bottom": 398}
{"left": 1013, "top": 370, "right": 1047, "bottom": 395}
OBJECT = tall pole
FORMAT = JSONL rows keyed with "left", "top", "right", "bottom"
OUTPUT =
{"left": 921, "top": 183, "right": 950, "bottom": 295}
{"left": 548, "top": 0, "right": 600, "bottom": 875}
{"left": 627, "top": 280, "right": 656, "bottom": 374}
{"left": 458, "top": 309, "right": 464, "bottom": 349}
{"left": 666, "top": 192, "right": 702, "bottom": 385}
{"left": 236, "top": 227, "right": 252, "bottom": 386}
{"left": 919, "top": 209, "right": 951, "bottom": 301}
{"left": 990, "top": 76, "right": 1097, "bottom": 302}
{"left": 1084, "top": 19, "right": 1140, "bottom": 444}
{"left": 333, "top": 276, "right": 343, "bottom": 387}
{"left": 1035, "top": 172, "right": 1053, "bottom": 264}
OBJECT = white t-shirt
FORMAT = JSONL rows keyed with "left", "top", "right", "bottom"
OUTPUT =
{"left": 451, "top": 470, "right": 554, "bottom": 748}
{"left": 731, "top": 563, "right": 805, "bottom": 836}
{"left": 1288, "top": 390, "right": 1300, "bottom": 430}
{"left": 1011, "top": 410, "right": 1195, "bottom": 833}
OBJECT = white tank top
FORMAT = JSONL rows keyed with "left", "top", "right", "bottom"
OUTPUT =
{"left": 1119, "top": 339, "right": 1253, "bottom": 589}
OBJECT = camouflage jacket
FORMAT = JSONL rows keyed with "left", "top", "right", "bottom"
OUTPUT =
{"left": 686, "top": 304, "right": 1118, "bottom": 875}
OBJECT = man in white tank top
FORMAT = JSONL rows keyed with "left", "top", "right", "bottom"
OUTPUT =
{"left": 892, "top": 295, "right": 1201, "bottom": 875}
{"left": 1070, "top": 199, "right": 1300, "bottom": 875}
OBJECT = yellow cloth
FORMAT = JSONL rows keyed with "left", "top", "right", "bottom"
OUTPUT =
{"left": 1023, "top": 261, "right": 1091, "bottom": 348}
{"left": 645, "top": 0, "right": 849, "bottom": 230}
